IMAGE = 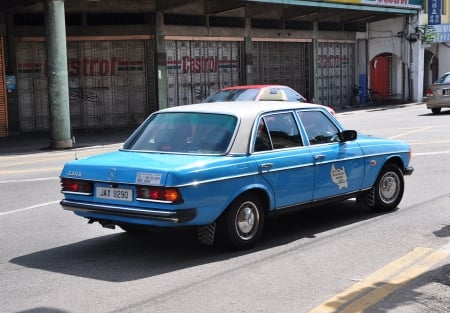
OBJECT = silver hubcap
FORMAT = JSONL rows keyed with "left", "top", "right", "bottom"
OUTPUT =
{"left": 235, "top": 201, "right": 260, "bottom": 241}
{"left": 379, "top": 171, "right": 400, "bottom": 204}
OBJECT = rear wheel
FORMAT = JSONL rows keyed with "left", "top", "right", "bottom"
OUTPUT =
{"left": 372, "top": 163, "right": 404, "bottom": 212}
{"left": 431, "top": 108, "right": 441, "bottom": 114}
{"left": 217, "top": 193, "right": 264, "bottom": 250}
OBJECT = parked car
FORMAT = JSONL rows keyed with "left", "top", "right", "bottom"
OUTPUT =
{"left": 60, "top": 100, "right": 413, "bottom": 250}
{"left": 203, "top": 84, "right": 336, "bottom": 116}
{"left": 424, "top": 72, "right": 450, "bottom": 114}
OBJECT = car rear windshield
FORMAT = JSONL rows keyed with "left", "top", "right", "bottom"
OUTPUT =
{"left": 203, "top": 89, "right": 260, "bottom": 102}
{"left": 124, "top": 112, "right": 237, "bottom": 154}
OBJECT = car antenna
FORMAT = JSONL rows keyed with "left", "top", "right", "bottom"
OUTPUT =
{"left": 72, "top": 135, "right": 78, "bottom": 160}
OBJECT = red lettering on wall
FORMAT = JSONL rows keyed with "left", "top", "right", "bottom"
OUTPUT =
{"left": 181, "top": 56, "right": 219, "bottom": 73}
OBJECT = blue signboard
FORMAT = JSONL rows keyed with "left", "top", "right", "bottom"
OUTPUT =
{"left": 431, "top": 24, "right": 450, "bottom": 42}
{"left": 428, "top": 0, "right": 442, "bottom": 25}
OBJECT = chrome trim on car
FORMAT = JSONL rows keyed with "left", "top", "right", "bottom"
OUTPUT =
{"left": 61, "top": 191, "right": 93, "bottom": 196}
{"left": 60, "top": 199, "right": 196, "bottom": 223}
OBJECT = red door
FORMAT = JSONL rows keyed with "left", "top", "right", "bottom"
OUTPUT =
{"left": 370, "top": 55, "right": 390, "bottom": 97}
{"left": 0, "top": 37, "right": 7, "bottom": 137}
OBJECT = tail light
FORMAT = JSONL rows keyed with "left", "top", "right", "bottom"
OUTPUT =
{"left": 61, "top": 178, "right": 93, "bottom": 195}
{"left": 426, "top": 88, "right": 434, "bottom": 97}
{"left": 137, "top": 186, "right": 183, "bottom": 203}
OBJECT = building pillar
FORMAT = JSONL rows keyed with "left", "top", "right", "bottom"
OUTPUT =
{"left": 312, "top": 19, "right": 319, "bottom": 102}
{"left": 155, "top": 11, "right": 168, "bottom": 110}
{"left": 244, "top": 16, "right": 253, "bottom": 85}
{"left": 44, "top": 0, "right": 72, "bottom": 148}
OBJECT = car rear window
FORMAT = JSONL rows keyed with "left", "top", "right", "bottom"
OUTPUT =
{"left": 124, "top": 112, "right": 237, "bottom": 154}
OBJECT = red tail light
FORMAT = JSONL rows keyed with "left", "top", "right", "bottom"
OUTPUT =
{"left": 136, "top": 186, "right": 183, "bottom": 203}
{"left": 426, "top": 88, "right": 434, "bottom": 97}
{"left": 61, "top": 178, "right": 93, "bottom": 195}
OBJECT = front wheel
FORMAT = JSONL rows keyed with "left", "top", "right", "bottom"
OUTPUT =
{"left": 217, "top": 193, "right": 265, "bottom": 250}
{"left": 372, "top": 164, "right": 404, "bottom": 212}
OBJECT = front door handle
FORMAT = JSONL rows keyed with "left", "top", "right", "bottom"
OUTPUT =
{"left": 259, "top": 163, "right": 273, "bottom": 169}
{"left": 314, "top": 154, "right": 325, "bottom": 160}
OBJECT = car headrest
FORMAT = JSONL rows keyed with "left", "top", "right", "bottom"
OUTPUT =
{"left": 259, "top": 88, "right": 288, "bottom": 101}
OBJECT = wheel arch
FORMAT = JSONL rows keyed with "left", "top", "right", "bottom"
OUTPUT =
{"left": 219, "top": 185, "right": 273, "bottom": 219}
{"left": 384, "top": 155, "right": 406, "bottom": 172}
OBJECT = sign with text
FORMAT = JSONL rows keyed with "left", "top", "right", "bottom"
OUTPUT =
{"left": 428, "top": 0, "right": 442, "bottom": 25}
{"left": 327, "top": 0, "right": 422, "bottom": 9}
{"left": 430, "top": 24, "right": 450, "bottom": 42}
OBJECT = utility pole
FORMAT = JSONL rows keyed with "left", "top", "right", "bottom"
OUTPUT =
{"left": 44, "top": 0, "right": 72, "bottom": 148}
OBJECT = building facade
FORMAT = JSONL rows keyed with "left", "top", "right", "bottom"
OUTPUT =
{"left": 422, "top": 0, "right": 450, "bottom": 93}
{"left": 0, "top": 0, "right": 424, "bottom": 136}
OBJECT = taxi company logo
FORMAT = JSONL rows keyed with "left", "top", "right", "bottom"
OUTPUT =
{"left": 331, "top": 164, "right": 348, "bottom": 189}
{"left": 107, "top": 168, "right": 117, "bottom": 181}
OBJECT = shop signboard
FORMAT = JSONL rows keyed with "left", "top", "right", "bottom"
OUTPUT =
{"left": 428, "top": 0, "right": 442, "bottom": 25}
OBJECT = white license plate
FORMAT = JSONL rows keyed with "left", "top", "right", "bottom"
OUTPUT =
{"left": 96, "top": 187, "right": 133, "bottom": 201}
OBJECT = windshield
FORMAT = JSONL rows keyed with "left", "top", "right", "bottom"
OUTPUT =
{"left": 124, "top": 112, "right": 237, "bottom": 154}
{"left": 203, "top": 89, "right": 260, "bottom": 102}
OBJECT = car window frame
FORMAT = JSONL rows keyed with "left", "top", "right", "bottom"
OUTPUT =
{"left": 296, "top": 110, "right": 342, "bottom": 146}
{"left": 252, "top": 111, "right": 304, "bottom": 153}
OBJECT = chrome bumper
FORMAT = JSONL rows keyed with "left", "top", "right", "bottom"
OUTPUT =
{"left": 61, "top": 199, "right": 196, "bottom": 223}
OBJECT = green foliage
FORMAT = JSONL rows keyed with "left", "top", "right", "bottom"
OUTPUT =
{"left": 417, "top": 25, "right": 439, "bottom": 43}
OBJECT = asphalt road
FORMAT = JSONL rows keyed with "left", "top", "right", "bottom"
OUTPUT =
{"left": 1, "top": 103, "right": 449, "bottom": 313}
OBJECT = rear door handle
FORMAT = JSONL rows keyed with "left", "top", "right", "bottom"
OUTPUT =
{"left": 259, "top": 163, "right": 273, "bottom": 169}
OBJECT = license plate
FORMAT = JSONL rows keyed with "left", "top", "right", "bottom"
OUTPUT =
{"left": 96, "top": 187, "right": 133, "bottom": 201}
{"left": 443, "top": 89, "right": 450, "bottom": 95}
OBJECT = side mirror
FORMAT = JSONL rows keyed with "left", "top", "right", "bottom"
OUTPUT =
{"left": 340, "top": 130, "right": 357, "bottom": 141}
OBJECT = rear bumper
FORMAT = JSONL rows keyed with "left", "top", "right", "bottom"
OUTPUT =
{"left": 61, "top": 199, "right": 196, "bottom": 223}
{"left": 425, "top": 98, "right": 450, "bottom": 108}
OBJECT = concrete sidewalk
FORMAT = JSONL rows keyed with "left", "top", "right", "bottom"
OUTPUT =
{"left": 0, "top": 127, "right": 134, "bottom": 155}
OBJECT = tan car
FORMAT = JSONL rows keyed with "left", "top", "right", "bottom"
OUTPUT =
{"left": 425, "top": 72, "right": 450, "bottom": 114}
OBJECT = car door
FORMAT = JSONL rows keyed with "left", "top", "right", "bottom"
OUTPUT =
{"left": 297, "top": 110, "right": 365, "bottom": 200}
{"left": 251, "top": 111, "right": 315, "bottom": 209}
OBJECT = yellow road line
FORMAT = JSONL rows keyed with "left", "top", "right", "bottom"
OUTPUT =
{"left": 309, "top": 247, "right": 448, "bottom": 313}
{"left": 388, "top": 126, "right": 434, "bottom": 139}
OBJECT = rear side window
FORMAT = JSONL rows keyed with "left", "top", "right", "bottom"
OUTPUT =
{"left": 254, "top": 112, "right": 303, "bottom": 152}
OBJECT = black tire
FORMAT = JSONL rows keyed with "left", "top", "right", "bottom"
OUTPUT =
{"left": 431, "top": 108, "right": 441, "bottom": 114}
{"left": 217, "top": 193, "right": 265, "bottom": 250}
{"left": 370, "top": 91, "right": 383, "bottom": 106}
{"left": 372, "top": 163, "right": 404, "bottom": 212}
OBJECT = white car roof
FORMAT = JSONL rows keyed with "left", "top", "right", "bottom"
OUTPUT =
{"left": 159, "top": 100, "right": 325, "bottom": 116}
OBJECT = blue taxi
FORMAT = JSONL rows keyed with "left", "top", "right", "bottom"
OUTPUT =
{"left": 60, "top": 100, "right": 413, "bottom": 250}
